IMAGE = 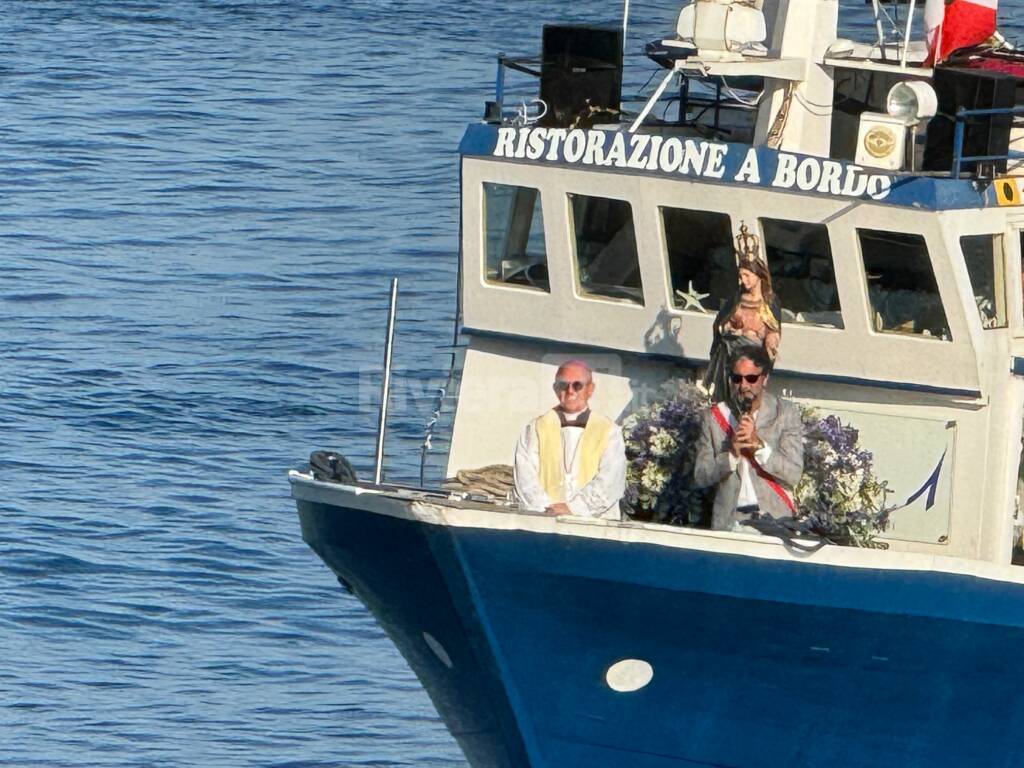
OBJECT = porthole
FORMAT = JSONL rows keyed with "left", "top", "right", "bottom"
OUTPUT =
{"left": 605, "top": 658, "right": 653, "bottom": 692}
{"left": 423, "top": 632, "right": 453, "bottom": 669}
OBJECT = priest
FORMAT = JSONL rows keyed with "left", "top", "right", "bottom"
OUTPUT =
{"left": 513, "top": 360, "right": 626, "bottom": 519}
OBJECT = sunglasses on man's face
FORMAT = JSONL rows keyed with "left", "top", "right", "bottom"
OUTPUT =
{"left": 729, "top": 372, "right": 763, "bottom": 384}
{"left": 553, "top": 380, "right": 587, "bottom": 393}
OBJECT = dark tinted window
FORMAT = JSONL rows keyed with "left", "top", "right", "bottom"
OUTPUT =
{"left": 484, "top": 182, "right": 549, "bottom": 292}
{"left": 961, "top": 234, "right": 1006, "bottom": 328}
{"left": 763, "top": 218, "right": 843, "bottom": 328}
{"left": 662, "top": 207, "right": 735, "bottom": 313}
{"left": 859, "top": 229, "right": 949, "bottom": 339}
{"left": 570, "top": 194, "right": 643, "bottom": 304}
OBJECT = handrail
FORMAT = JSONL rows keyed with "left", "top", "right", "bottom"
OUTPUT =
{"left": 490, "top": 55, "right": 543, "bottom": 123}
{"left": 489, "top": 51, "right": 758, "bottom": 129}
{"left": 951, "top": 105, "right": 1024, "bottom": 178}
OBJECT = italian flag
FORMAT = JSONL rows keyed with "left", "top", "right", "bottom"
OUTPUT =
{"left": 924, "top": 0, "right": 998, "bottom": 65}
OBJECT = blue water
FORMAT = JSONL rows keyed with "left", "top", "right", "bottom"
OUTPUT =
{"left": 2, "top": 2, "right": 1021, "bottom": 766}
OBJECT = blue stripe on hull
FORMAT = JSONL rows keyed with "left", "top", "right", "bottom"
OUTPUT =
{"left": 298, "top": 500, "right": 1024, "bottom": 768}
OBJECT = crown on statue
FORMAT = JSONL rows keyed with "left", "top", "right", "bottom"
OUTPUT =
{"left": 734, "top": 222, "right": 762, "bottom": 266}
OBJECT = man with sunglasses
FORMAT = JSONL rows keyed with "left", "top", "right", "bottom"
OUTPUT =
{"left": 513, "top": 360, "right": 626, "bottom": 519}
{"left": 694, "top": 346, "right": 804, "bottom": 532}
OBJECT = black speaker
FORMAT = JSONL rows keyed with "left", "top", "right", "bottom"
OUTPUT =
{"left": 923, "top": 67, "right": 1017, "bottom": 174}
{"left": 539, "top": 25, "right": 623, "bottom": 129}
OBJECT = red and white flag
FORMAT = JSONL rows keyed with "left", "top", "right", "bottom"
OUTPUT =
{"left": 924, "top": 0, "right": 998, "bottom": 65}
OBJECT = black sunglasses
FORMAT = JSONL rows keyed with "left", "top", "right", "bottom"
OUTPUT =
{"left": 729, "top": 373, "right": 763, "bottom": 384}
{"left": 553, "top": 380, "right": 587, "bottom": 393}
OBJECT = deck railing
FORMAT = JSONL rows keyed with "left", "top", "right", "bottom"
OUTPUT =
{"left": 951, "top": 105, "right": 1024, "bottom": 178}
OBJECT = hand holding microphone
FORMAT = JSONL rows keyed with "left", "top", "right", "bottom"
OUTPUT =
{"left": 732, "top": 399, "right": 761, "bottom": 456}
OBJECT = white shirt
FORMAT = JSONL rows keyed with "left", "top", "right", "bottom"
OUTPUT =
{"left": 717, "top": 402, "right": 774, "bottom": 509}
{"left": 513, "top": 409, "right": 626, "bottom": 519}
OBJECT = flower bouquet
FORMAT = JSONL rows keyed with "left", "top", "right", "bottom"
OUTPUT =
{"left": 622, "top": 381, "right": 713, "bottom": 526}
{"left": 795, "top": 409, "right": 890, "bottom": 547}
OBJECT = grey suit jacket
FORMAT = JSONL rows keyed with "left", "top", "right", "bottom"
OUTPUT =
{"left": 693, "top": 392, "right": 804, "bottom": 531}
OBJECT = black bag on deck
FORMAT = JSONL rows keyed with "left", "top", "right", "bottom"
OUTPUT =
{"left": 309, "top": 451, "right": 358, "bottom": 484}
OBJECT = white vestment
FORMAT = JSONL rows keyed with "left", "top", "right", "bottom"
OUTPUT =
{"left": 513, "top": 409, "right": 626, "bottom": 519}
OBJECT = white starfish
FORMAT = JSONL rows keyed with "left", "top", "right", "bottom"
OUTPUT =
{"left": 675, "top": 281, "right": 710, "bottom": 313}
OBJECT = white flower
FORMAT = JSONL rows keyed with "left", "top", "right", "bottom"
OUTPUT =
{"left": 640, "top": 463, "right": 668, "bottom": 493}
{"left": 649, "top": 429, "right": 678, "bottom": 458}
{"left": 837, "top": 474, "right": 860, "bottom": 498}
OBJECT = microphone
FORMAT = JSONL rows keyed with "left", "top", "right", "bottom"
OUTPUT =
{"left": 737, "top": 395, "right": 755, "bottom": 415}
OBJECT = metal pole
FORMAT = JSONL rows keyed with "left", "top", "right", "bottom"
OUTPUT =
{"left": 900, "top": 0, "right": 916, "bottom": 68}
{"left": 871, "top": 0, "right": 885, "bottom": 58}
{"left": 495, "top": 55, "right": 506, "bottom": 118}
{"left": 374, "top": 278, "right": 399, "bottom": 485}
{"left": 630, "top": 67, "right": 675, "bottom": 133}
{"left": 952, "top": 111, "right": 965, "bottom": 178}
{"left": 623, "top": 0, "right": 630, "bottom": 58}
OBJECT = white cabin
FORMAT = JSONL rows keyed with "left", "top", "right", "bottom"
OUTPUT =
{"left": 443, "top": 0, "right": 1024, "bottom": 566}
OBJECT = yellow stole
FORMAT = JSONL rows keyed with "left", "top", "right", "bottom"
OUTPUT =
{"left": 535, "top": 409, "right": 614, "bottom": 502}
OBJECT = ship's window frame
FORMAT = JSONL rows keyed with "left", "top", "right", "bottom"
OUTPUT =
{"left": 960, "top": 233, "right": 1007, "bottom": 329}
{"left": 567, "top": 191, "right": 645, "bottom": 306}
{"left": 481, "top": 181, "right": 551, "bottom": 293}
{"left": 1014, "top": 413, "right": 1024, "bottom": 566}
{"left": 1011, "top": 227, "right": 1024, "bottom": 338}
{"left": 759, "top": 217, "right": 844, "bottom": 330}
{"left": 659, "top": 206, "right": 735, "bottom": 316}
{"left": 856, "top": 228, "right": 952, "bottom": 342}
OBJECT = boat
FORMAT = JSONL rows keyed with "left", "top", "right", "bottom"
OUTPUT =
{"left": 291, "top": 1, "right": 1024, "bottom": 765}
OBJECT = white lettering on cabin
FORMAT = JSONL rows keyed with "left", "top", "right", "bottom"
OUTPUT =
{"left": 489, "top": 128, "right": 893, "bottom": 201}
{"left": 584, "top": 130, "right": 606, "bottom": 165}
{"left": 564, "top": 129, "right": 586, "bottom": 163}
{"left": 646, "top": 136, "right": 664, "bottom": 171}
{"left": 817, "top": 160, "right": 844, "bottom": 195}
{"left": 796, "top": 158, "right": 821, "bottom": 191}
{"left": 606, "top": 132, "right": 628, "bottom": 168}
{"left": 867, "top": 175, "right": 892, "bottom": 200}
{"left": 525, "top": 127, "right": 547, "bottom": 160}
{"left": 733, "top": 148, "right": 761, "bottom": 184}
{"left": 627, "top": 134, "right": 650, "bottom": 169}
{"left": 772, "top": 154, "right": 798, "bottom": 188}
{"left": 680, "top": 140, "right": 707, "bottom": 175}
{"left": 704, "top": 143, "right": 727, "bottom": 179}
{"left": 494, "top": 127, "right": 517, "bottom": 157}
{"left": 545, "top": 129, "right": 567, "bottom": 160}
{"left": 841, "top": 165, "right": 869, "bottom": 197}
{"left": 513, "top": 128, "right": 529, "bottom": 159}
{"left": 661, "top": 138, "right": 684, "bottom": 172}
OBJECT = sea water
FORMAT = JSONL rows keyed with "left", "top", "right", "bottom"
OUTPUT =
{"left": 2, "top": 1, "right": 1020, "bottom": 766}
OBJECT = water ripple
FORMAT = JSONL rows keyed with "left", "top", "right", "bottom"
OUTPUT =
{"left": 2, "top": 0, "right": 1009, "bottom": 766}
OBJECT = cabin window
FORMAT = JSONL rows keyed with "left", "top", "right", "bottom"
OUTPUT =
{"left": 858, "top": 229, "right": 950, "bottom": 339}
{"left": 569, "top": 194, "right": 644, "bottom": 304}
{"left": 761, "top": 219, "right": 843, "bottom": 328}
{"left": 960, "top": 234, "right": 1006, "bottom": 328}
{"left": 661, "top": 207, "right": 735, "bottom": 313}
{"left": 483, "top": 182, "right": 549, "bottom": 292}
{"left": 1015, "top": 422, "right": 1024, "bottom": 566}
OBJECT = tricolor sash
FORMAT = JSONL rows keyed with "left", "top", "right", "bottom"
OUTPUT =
{"left": 711, "top": 402, "right": 796, "bottom": 514}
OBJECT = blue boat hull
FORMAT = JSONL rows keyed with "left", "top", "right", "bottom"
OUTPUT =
{"left": 296, "top": 491, "right": 1024, "bottom": 768}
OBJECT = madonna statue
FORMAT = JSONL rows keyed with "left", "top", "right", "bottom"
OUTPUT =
{"left": 703, "top": 223, "right": 783, "bottom": 403}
